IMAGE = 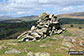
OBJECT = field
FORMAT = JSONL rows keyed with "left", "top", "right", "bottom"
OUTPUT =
{"left": 0, "top": 18, "right": 84, "bottom": 56}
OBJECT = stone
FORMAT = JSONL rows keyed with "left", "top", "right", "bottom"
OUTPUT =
{"left": 56, "top": 30, "right": 63, "bottom": 34}
{"left": 27, "top": 52, "right": 34, "bottom": 56}
{"left": 32, "top": 32, "right": 41, "bottom": 38}
{"left": 61, "top": 47, "right": 69, "bottom": 51}
{"left": 40, "top": 52, "right": 50, "bottom": 56}
{"left": 49, "top": 13, "right": 54, "bottom": 18}
{"left": 53, "top": 21, "right": 59, "bottom": 24}
{"left": 34, "top": 52, "right": 41, "bottom": 56}
{"left": 44, "top": 24, "right": 49, "bottom": 28}
{"left": 72, "top": 39, "right": 76, "bottom": 42}
{"left": 5, "top": 49, "right": 21, "bottom": 54}
{"left": 62, "top": 28, "right": 66, "bottom": 31}
{"left": 27, "top": 52, "right": 50, "bottom": 56}
{"left": 0, "top": 46, "right": 5, "bottom": 50}
{"left": 0, "top": 46, "right": 2, "bottom": 50}
{"left": 25, "top": 39, "right": 29, "bottom": 41}
{"left": 27, "top": 35, "right": 34, "bottom": 39}
{"left": 7, "top": 43, "right": 17, "bottom": 46}
{"left": 62, "top": 42, "right": 74, "bottom": 48}
{"left": 39, "top": 13, "right": 49, "bottom": 20}
{"left": 31, "top": 26, "right": 36, "bottom": 31}
{"left": 79, "top": 41, "right": 84, "bottom": 46}
{"left": 40, "top": 44, "right": 46, "bottom": 48}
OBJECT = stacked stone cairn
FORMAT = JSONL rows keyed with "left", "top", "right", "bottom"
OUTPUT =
{"left": 17, "top": 12, "right": 65, "bottom": 42}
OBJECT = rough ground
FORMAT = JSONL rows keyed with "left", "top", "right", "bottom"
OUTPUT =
{"left": 0, "top": 24, "right": 84, "bottom": 56}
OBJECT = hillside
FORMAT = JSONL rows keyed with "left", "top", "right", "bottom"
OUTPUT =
{"left": 0, "top": 16, "right": 39, "bottom": 23}
{"left": 1, "top": 12, "right": 84, "bottom": 23}
{"left": 0, "top": 26, "right": 84, "bottom": 56}
{"left": 0, "top": 20, "right": 37, "bottom": 40}
{"left": 58, "top": 12, "right": 84, "bottom": 19}
{"left": 0, "top": 16, "right": 12, "bottom": 21}
{"left": 15, "top": 16, "right": 39, "bottom": 21}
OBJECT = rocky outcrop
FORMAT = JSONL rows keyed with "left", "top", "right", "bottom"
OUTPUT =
{"left": 17, "top": 12, "right": 65, "bottom": 42}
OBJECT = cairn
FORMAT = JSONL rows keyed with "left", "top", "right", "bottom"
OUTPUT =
{"left": 17, "top": 12, "right": 65, "bottom": 42}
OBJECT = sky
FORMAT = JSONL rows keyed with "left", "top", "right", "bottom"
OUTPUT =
{"left": 0, "top": 0, "right": 84, "bottom": 17}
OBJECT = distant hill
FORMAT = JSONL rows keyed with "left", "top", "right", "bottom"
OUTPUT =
{"left": 1, "top": 16, "right": 39, "bottom": 23}
{"left": 0, "top": 16, "right": 12, "bottom": 21}
{"left": 57, "top": 12, "right": 84, "bottom": 19}
{"left": 15, "top": 16, "right": 39, "bottom": 21}
{"left": 1, "top": 12, "right": 84, "bottom": 23}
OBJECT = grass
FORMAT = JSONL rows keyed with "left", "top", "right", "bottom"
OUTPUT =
{"left": 0, "top": 35, "right": 67, "bottom": 56}
{"left": 63, "top": 30, "right": 72, "bottom": 36}
{"left": 0, "top": 35, "right": 65, "bottom": 56}
{"left": 0, "top": 48, "right": 8, "bottom": 54}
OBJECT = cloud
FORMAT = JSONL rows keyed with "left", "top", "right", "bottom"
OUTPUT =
{"left": 0, "top": 0, "right": 84, "bottom": 17}
{"left": 17, "top": 11, "right": 25, "bottom": 15}
{"left": 60, "top": 7, "right": 74, "bottom": 11}
{"left": 0, "top": 14, "right": 4, "bottom": 16}
{"left": 77, "top": 5, "right": 84, "bottom": 8}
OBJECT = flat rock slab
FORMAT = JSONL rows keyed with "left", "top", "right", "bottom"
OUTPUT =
{"left": 27, "top": 52, "right": 50, "bottom": 56}
{"left": 5, "top": 49, "right": 21, "bottom": 54}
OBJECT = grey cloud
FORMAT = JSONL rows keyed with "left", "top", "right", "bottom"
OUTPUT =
{"left": 1, "top": 0, "right": 84, "bottom": 10}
